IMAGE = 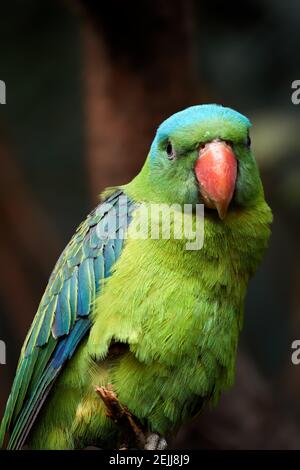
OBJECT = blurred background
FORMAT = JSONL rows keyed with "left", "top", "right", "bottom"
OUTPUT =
{"left": 1, "top": 0, "right": 300, "bottom": 449}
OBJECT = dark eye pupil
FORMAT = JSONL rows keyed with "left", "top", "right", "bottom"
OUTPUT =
{"left": 166, "top": 142, "right": 174, "bottom": 159}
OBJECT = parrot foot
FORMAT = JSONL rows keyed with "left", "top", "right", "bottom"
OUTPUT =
{"left": 95, "top": 385, "right": 145, "bottom": 449}
{"left": 144, "top": 433, "right": 168, "bottom": 450}
{"left": 95, "top": 385, "right": 167, "bottom": 450}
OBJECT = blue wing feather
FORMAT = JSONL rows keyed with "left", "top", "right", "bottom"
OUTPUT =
{"left": 0, "top": 190, "right": 135, "bottom": 449}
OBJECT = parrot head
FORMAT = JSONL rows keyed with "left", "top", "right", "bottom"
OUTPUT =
{"left": 135, "top": 104, "right": 265, "bottom": 220}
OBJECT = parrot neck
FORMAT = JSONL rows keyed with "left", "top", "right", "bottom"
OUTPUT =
{"left": 124, "top": 203, "right": 270, "bottom": 282}
{"left": 121, "top": 157, "right": 152, "bottom": 202}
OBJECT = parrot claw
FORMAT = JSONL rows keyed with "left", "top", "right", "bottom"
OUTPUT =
{"left": 144, "top": 433, "right": 168, "bottom": 450}
{"left": 95, "top": 385, "right": 145, "bottom": 449}
{"left": 95, "top": 385, "right": 167, "bottom": 450}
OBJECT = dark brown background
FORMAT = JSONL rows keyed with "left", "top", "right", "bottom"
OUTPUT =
{"left": 1, "top": 0, "right": 300, "bottom": 448}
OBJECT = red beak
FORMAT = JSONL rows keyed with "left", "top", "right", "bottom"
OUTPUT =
{"left": 194, "top": 140, "right": 237, "bottom": 220}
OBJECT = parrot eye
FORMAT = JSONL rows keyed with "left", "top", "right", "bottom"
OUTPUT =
{"left": 246, "top": 134, "right": 251, "bottom": 148}
{"left": 166, "top": 142, "right": 175, "bottom": 160}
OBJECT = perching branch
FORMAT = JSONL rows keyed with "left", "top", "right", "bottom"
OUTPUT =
{"left": 95, "top": 385, "right": 146, "bottom": 449}
{"left": 95, "top": 385, "right": 168, "bottom": 450}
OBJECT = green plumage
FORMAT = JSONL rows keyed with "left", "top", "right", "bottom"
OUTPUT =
{"left": 0, "top": 105, "right": 272, "bottom": 449}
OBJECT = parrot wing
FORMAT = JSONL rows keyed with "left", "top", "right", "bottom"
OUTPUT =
{"left": 0, "top": 190, "right": 135, "bottom": 449}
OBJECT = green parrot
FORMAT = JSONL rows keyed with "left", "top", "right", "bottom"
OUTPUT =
{"left": 0, "top": 104, "right": 272, "bottom": 450}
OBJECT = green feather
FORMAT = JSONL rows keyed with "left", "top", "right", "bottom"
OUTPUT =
{"left": 1, "top": 106, "right": 272, "bottom": 450}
